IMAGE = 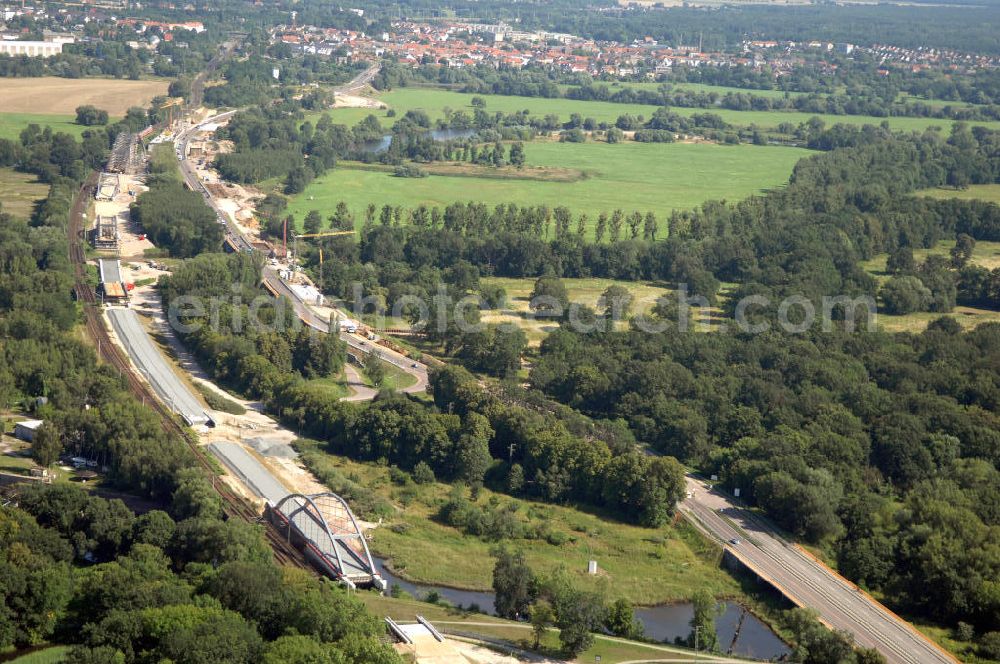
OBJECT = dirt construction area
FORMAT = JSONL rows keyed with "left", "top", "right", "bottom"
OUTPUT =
{"left": 0, "top": 78, "right": 169, "bottom": 116}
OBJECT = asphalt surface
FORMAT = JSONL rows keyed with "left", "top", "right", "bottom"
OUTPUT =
{"left": 98, "top": 258, "right": 123, "bottom": 284}
{"left": 209, "top": 441, "right": 373, "bottom": 580}
{"left": 680, "top": 477, "right": 956, "bottom": 664}
{"left": 209, "top": 441, "right": 289, "bottom": 504}
{"left": 107, "top": 307, "right": 212, "bottom": 427}
{"left": 262, "top": 266, "right": 429, "bottom": 394}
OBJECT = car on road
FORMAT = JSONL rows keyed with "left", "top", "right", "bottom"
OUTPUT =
{"left": 729, "top": 538, "right": 742, "bottom": 545}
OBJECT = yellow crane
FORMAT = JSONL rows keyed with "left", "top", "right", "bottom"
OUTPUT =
{"left": 159, "top": 97, "right": 185, "bottom": 125}
{"left": 292, "top": 229, "right": 355, "bottom": 286}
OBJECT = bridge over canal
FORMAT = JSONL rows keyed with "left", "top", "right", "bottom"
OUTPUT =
{"left": 209, "top": 441, "right": 384, "bottom": 589}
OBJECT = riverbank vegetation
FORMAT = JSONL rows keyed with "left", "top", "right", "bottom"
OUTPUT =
{"left": 294, "top": 438, "right": 738, "bottom": 606}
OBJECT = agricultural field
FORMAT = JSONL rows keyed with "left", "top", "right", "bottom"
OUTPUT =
{"left": 286, "top": 139, "right": 807, "bottom": 233}
{"left": 860, "top": 238, "right": 1000, "bottom": 332}
{"left": 0, "top": 77, "right": 168, "bottom": 116}
{"left": 0, "top": 168, "right": 48, "bottom": 219}
{"left": 364, "top": 86, "right": 1000, "bottom": 133}
{"left": 0, "top": 77, "right": 169, "bottom": 141}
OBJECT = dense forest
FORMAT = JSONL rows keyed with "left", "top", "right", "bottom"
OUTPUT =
{"left": 159, "top": 252, "right": 347, "bottom": 393}
{"left": 130, "top": 177, "right": 223, "bottom": 258}
{"left": 159, "top": 252, "right": 689, "bottom": 528}
{"left": 276, "top": 118, "right": 1000, "bottom": 653}
{"left": 2, "top": 481, "right": 399, "bottom": 664}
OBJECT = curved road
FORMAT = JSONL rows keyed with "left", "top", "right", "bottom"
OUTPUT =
{"left": 680, "top": 477, "right": 956, "bottom": 664}
{"left": 173, "top": 64, "right": 428, "bottom": 396}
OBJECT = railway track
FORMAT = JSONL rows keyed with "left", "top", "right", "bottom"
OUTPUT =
{"left": 68, "top": 173, "right": 311, "bottom": 572}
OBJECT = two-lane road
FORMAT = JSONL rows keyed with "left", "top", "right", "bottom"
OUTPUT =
{"left": 680, "top": 477, "right": 956, "bottom": 664}
{"left": 263, "top": 266, "right": 428, "bottom": 394}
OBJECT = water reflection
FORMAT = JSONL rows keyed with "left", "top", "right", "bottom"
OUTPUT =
{"left": 373, "top": 559, "right": 790, "bottom": 660}
{"left": 361, "top": 128, "right": 478, "bottom": 154}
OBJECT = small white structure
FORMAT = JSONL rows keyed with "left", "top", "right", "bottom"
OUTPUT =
{"left": 0, "top": 40, "right": 67, "bottom": 57}
{"left": 587, "top": 560, "right": 598, "bottom": 575}
{"left": 14, "top": 419, "right": 44, "bottom": 442}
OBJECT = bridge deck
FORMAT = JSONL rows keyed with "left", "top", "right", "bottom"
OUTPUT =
{"left": 208, "top": 441, "right": 375, "bottom": 583}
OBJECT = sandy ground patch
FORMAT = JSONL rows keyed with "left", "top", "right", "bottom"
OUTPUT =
{"left": 335, "top": 93, "right": 385, "bottom": 109}
{"left": 0, "top": 77, "right": 169, "bottom": 116}
{"left": 93, "top": 173, "right": 154, "bottom": 257}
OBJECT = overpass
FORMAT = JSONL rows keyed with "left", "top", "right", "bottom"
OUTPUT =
{"left": 680, "top": 477, "right": 958, "bottom": 664}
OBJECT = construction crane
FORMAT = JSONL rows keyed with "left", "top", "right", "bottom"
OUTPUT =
{"left": 291, "top": 229, "right": 356, "bottom": 287}
{"left": 159, "top": 97, "right": 185, "bottom": 126}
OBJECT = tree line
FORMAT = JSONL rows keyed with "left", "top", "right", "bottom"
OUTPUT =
{"left": 158, "top": 252, "right": 347, "bottom": 399}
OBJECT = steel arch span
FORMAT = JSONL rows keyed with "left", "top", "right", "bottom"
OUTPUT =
{"left": 270, "top": 492, "right": 385, "bottom": 589}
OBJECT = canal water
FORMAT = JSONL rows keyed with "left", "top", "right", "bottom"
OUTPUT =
{"left": 362, "top": 128, "right": 478, "bottom": 154}
{"left": 374, "top": 559, "right": 790, "bottom": 660}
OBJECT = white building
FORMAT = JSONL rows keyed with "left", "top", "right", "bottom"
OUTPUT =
{"left": 0, "top": 40, "right": 67, "bottom": 57}
{"left": 14, "top": 420, "right": 44, "bottom": 442}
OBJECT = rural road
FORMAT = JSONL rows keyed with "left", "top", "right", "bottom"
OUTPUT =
{"left": 679, "top": 477, "right": 956, "bottom": 664}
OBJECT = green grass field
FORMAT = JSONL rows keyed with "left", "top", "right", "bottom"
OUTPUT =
{"left": 860, "top": 238, "right": 1000, "bottom": 333}
{"left": 0, "top": 168, "right": 48, "bottom": 219}
{"left": 358, "top": 87, "right": 1000, "bottom": 133}
{"left": 0, "top": 112, "right": 87, "bottom": 141}
{"left": 480, "top": 277, "right": 673, "bottom": 344}
{"left": 286, "top": 139, "right": 806, "bottom": 233}
{"left": 298, "top": 447, "right": 745, "bottom": 606}
{"left": 917, "top": 184, "right": 1000, "bottom": 205}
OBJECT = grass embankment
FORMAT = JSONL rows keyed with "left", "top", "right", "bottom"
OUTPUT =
{"left": 0, "top": 168, "right": 48, "bottom": 219}
{"left": 302, "top": 375, "right": 350, "bottom": 399}
{"left": 3, "top": 646, "right": 71, "bottom": 663}
{"left": 299, "top": 447, "right": 742, "bottom": 606}
{"left": 860, "top": 238, "right": 1000, "bottom": 333}
{"left": 286, "top": 139, "right": 806, "bottom": 235}
{"left": 193, "top": 383, "right": 247, "bottom": 415}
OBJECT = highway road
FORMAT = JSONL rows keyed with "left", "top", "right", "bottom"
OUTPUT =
{"left": 172, "top": 63, "right": 428, "bottom": 396}
{"left": 680, "top": 477, "right": 957, "bottom": 664}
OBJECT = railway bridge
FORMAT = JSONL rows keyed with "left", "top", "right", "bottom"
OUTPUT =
{"left": 209, "top": 441, "right": 385, "bottom": 589}
{"left": 266, "top": 493, "right": 385, "bottom": 590}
